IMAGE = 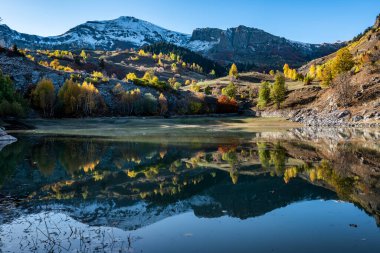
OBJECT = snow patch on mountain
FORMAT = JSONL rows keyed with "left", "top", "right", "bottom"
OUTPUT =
{"left": 186, "top": 39, "right": 219, "bottom": 52}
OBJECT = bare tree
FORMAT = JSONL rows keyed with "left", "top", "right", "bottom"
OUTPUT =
{"left": 333, "top": 72, "right": 354, "bottom": 107}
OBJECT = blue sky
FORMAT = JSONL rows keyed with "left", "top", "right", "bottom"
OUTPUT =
{"left": 0, "top": 0, "right": 379, "bottom": 43}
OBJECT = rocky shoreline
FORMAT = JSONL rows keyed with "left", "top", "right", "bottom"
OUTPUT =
{"left": 260, "top": 109, "right": 380, "bottom": 128}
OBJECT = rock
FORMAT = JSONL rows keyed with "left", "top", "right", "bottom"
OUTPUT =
{"left": 0, "top": 128, "right": 16, "bottom": 140}
{"left": 337, "top": 110, "right": 351, "bottom": 119}
{"left": 0, "top": 128, "right": 17, "bottom": 151}
{"left": 352, "top": 115, "right": 364, "bottom": 122}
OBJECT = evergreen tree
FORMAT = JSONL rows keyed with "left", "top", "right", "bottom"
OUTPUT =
{"left": 270, "top": 74, "right": 287, "bottom": 109}
{"left": 222, "top": 82, "right": 237, "bottom": 99}
{"left": 257, "top": 81, "right": 271, "bottom": 109}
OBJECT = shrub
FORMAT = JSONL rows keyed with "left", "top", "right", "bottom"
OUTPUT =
{"left": 188, "top": 101, "right": 202, "bottom": 114}
{"left": 190, "top": 83, "right": 200, "bottom": 92}
{"left": 303, "top": 75, "right": 313, "bottom": 85}
{"left": 173, "top": 82, "right": 182, "bottom": 90}
{"left": 222, "top": 82, "right": 237, "bottom": 99}
{"left": 0, "top": 70, "right": 26, "bottom": 117}
{"left": 217, "top": 95, "right": 238, "bottom": 113}
{"left": 126, "top": 72, "right": 137, "bottom": 82}
{"left": 204, "top": 85, "right": 212, "bottom": 95}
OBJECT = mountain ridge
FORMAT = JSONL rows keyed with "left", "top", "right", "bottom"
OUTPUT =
{"left": 0, "top": 16, "right": 344, "bottom": 70}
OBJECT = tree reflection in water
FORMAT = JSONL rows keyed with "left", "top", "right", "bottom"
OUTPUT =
{"left": 0, "top": 132, "right": 379, "bottom": 226}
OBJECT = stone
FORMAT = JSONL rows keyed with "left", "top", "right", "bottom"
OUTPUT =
{"left": 352, "top": 115, "right": 364, "bottom": 122}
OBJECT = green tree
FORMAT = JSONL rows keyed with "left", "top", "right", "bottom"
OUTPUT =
{"left": 204, "top": 85, "right": 212, "bottom": 95}
{"left": 229, "top": 63, "right": 238, "bottom": 78}
{"left": 32, "top": 78, "right": 56, "bottom": 117}
{"left": 257, "top": 81, "right": 271, "bottom": 109}
{"left": 222, "top": 82, "right": 237, "bottom": 99}
{"left": 270, "top": 74, "right": 287, "bottom": 109}
{"left": 0, "top": 69, "right": 26, "bottom": 117}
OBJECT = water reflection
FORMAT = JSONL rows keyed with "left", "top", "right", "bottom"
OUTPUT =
{"left": 0, "top": 128, "right": 379, "bottom": 252}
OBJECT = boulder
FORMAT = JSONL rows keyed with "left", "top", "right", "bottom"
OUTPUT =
{"left": 0, "top": 128, "right": 17, "bottom": 142}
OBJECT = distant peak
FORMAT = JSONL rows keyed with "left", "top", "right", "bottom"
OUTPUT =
{"left": 116, "top": 16, "right": 138, "bottom": 21}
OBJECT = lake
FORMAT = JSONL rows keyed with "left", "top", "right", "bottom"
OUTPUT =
{"left": 0, "top": 119, "right": 380, "bottom": 253}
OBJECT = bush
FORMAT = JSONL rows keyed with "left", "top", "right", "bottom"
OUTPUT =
{"left": 188, "top": 101, "right": 202, "bottom": 114}
{"left": 222, "top": 82, "right": 237, "bottom": 99}
{"left": 0, "top": 69, "right": 26, "bottom": 117}
{"left": 303, "top": 75, "right": 313, "bottom": 85}
{"left": 217, "top": 95, "right": 238, "bottom": 113}
{"left": 0, "top": 100, "right": 24, "bottom": 117}
{"left": 204, "top": 85, "right": 212, "bottom": 95}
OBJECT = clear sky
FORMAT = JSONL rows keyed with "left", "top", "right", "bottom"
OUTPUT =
{"left": 0, "top": 0, "right": 379, "bottom": 44}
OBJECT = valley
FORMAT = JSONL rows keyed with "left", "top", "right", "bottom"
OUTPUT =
{"left": 0, "top": 4, "right": 380, "bottom": 253}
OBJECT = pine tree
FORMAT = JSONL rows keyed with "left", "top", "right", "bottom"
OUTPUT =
{"left": 257, "top": 81, "right": 271, "bottom": 109}
{"left": 222, "top": 82, "right": 237, "bottom": 99}
{"left": 270, "top": 74, "right": 287, "bottom": 109}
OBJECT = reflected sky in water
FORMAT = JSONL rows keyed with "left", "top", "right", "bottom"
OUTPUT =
{"left": 0, "top": 128, "right": 379, "bottom": 252}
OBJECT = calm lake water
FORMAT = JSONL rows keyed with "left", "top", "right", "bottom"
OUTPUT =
{"left": 0, "top": 127, "right": 380, "bottom": 252}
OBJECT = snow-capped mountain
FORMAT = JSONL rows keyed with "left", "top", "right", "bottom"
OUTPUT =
{"left": 0, "top": 16, "right": 190, "bottom": 50}
{"left": 0, "top": 16, "right": 344, "bottom": 69}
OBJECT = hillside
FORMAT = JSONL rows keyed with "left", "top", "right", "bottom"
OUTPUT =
{"left": 260, "top": 14, "right": 380, "bottom": 126}
{"left": 0, "top": 16, "right": 342, "bottom": 71}
{"left": 0, "top": 46, "right": 239, "bottom": 118}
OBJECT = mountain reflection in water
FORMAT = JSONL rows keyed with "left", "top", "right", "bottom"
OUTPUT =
{"left": 0, "top": 127, "right": 379, "bottom": 252}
